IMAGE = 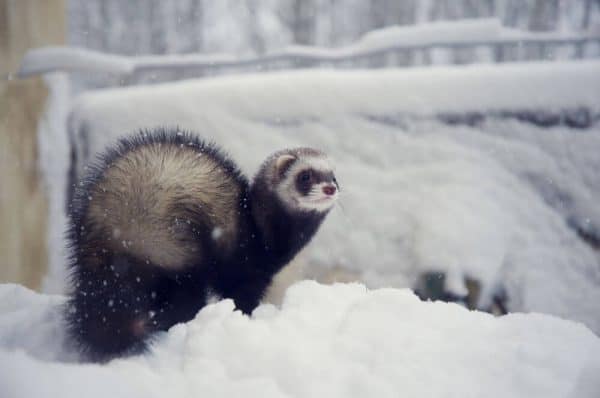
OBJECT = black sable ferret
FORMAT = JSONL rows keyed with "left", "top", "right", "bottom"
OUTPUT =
{"left": 65, "top": 128, "right": 339, "bottom": 361}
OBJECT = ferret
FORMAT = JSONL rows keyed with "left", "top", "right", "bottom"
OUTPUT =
{"left": 65, "top": 127, "right": 338, "bottom": 362}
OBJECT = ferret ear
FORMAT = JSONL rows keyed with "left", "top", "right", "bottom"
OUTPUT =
{"left": 275, "top": 154, "right": 296, "bottom": 178}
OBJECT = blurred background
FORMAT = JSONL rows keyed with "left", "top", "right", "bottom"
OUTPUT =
{"left": 2, "top": 0, "right": 600, "bottom": 330}
{"left": 69, "top": 0, "right": 598, "bottom": 55}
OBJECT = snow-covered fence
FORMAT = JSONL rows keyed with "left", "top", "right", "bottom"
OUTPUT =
{"left": 18, "top": 38, "right": 600, "bottom": 83}
{"left": 18, "top": 19, "right": 600, "bottom": 86}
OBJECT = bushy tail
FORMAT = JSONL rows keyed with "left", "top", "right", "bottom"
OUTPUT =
{"left": 65, "top": 253, "right": 157, "bottom": 361}
{"left": 65, "top": 251, "right": 208, "bottom": 362}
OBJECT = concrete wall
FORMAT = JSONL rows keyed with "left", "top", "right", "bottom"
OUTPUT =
{"left": 0, "top": 0, "right": 65, "bottom": 289}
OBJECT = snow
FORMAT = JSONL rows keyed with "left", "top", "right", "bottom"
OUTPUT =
{"left": 340, "top": 18, "right": 510, "bottom": 52}
{"left": 18, "top": 46, "right": 135, "bottom": 78}
{"left": 18, "top": 46, "right": 237, "bottom": 79}
{"left": 67, "top": 60, "right": 600, "bottom": 125}
{"left": 19, "top": 19, "right": 600, "bottom": 78}
{"left": 36, "top": 73, "right": 72, "bottom": 294}
{"left": 289, "top": 18, "right": 600, "bottom": 58}
{"left": 1, "top": 282, "right": 599, "bottom": 398}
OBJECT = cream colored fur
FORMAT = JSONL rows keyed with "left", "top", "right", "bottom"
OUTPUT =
{"left": 87, "top": 142, "right": 241, "bottom": 270}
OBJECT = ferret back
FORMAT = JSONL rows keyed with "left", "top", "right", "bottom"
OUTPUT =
{"left": 72, "top": 129, "right": 247, "bottom": 271}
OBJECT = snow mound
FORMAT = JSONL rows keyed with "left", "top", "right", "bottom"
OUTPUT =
{"left": 1, "top": 282, "right": 599, "bottom": 398}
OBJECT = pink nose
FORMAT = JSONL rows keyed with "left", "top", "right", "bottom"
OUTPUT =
{"left": 322, "top": 185, "right": 336, "bottom": 196}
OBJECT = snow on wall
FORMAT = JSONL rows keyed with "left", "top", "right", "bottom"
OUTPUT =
{"left": 68, "top": 61, "right": 600, "bottom": 129}
{"left": 1, "top": 282, "right": 599, "bottom": 398}
{"left": 36, "top": 73, "right": 72, "bottom": 294}
{"left": 56, "top": 61, "right": 600, "bottom": 333}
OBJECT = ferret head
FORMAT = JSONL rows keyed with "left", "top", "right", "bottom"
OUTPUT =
{"left": 258, "top": 148, "right": 339, "bottom": 213}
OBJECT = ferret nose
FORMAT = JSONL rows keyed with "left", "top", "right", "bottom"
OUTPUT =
{"left": 323, "top": 185, "right": 336, "bottom": 196}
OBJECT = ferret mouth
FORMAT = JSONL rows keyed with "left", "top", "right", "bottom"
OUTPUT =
{"left": 297, "top": 193, "right": 337, "bottom": 211}
{"left": 310, "top": 196, "right": 335, "bottom": 203}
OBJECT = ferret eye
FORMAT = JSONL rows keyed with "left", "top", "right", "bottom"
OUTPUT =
{"left": 300, "top": 171, "right": 311, "bottom": 182}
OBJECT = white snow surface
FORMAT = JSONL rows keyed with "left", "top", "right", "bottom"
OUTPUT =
{"left": 18, "top": 46, "right": 238, "bottom": 78}
{"left": 1, "top": 282, "right": 599, "bottom": 398}
{"left": 58, "top": 61, "right": 600, "bottom": 333}
{"left": 37, "top": 73, "right": 72, "bottom": 294}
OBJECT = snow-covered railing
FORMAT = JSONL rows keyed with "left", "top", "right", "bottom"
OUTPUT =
{"left": 18, "top": 19, "right": 600, "bottom": 84}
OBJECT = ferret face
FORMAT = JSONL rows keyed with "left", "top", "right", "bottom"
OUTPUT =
{"left": 274, "top": 150, "right": 339, "bottom": 213}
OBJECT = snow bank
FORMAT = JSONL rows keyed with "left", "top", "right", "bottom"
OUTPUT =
{"left": 1, "top": 282, "right": 598, "bottom": 398}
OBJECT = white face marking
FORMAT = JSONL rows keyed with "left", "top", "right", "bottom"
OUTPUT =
{"left": 296, "top": 181, "right": 338, "bottom": 212}
{"left": 275, "top": 155, "right": 338, "bottom": 213}
{"left": 303, "top": 157, "right": 334, "bottom": 173}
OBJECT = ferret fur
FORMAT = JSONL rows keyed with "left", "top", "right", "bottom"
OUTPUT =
{"left": 65, "top": 128, "right": 338, "bottom": 361}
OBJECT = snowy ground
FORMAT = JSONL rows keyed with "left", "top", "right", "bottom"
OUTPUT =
{"left": 1, "top": 282, "right": 599, "bottom": 398}
{"left": 41, "top": 61, "right": 600, "bottom": 334}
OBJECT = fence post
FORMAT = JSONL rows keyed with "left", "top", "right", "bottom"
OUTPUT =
{"left": 575, "top": 39, "right": 586, "bottom": 58}
{"left": 494, "top": 43, "right": 504, "bottom": 62}
{"left": 422, "top": 47, "right": 432, "bottom": 65}
{"left": 0, "top": 0, "right": 65, "bottom": 290}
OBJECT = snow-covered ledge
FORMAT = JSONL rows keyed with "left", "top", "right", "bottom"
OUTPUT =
{"left": 0, "top": 282, "right": 598, "bottom": 397}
